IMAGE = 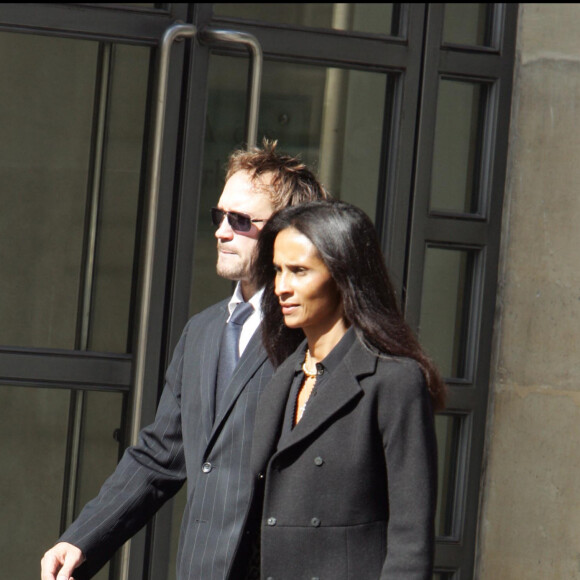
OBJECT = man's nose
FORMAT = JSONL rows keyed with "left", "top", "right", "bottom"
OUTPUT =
{"left": 215, "top": 215, "right": 234, "bottom": 239}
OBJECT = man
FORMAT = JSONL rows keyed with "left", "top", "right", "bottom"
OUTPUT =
{"left": 41, "top": 141, "right": 329, "bottom": 580}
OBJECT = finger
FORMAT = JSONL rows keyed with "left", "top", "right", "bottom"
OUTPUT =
{"left": 40, "top": 552, "right": 60, "bottom": 580}
{"left": 55, "top": 553, "right": 80, "bottom": 580}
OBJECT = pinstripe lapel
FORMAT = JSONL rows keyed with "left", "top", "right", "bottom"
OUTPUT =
{"left": 209, "top": 327, "right": 268, "bottom": 443}
{"left": 199, "top": 301, "right": 228, "bottom": 436}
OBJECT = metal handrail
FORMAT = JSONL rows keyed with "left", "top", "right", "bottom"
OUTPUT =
{"left": 121, "top": 22, "right": 196, "bottom": 580}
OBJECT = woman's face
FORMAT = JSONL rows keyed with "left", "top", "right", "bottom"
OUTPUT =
{"left": 273, "top": 227, "right": 344, "bottom": 337}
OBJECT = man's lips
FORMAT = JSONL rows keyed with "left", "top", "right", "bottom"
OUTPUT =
{"left": 218, "top": 244, "right": 237, "bottom": 256}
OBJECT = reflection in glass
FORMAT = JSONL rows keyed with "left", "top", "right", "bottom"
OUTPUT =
{"left": 105, "top": 3, "right": 160, "bottom": 7}
{"left": 0, "top": 33, "right": 149, "bottom": 353}
{"left": 214, "top": 3, "right": 395, "bottom": 36}
{"left": 430, "top": 79, "right": 486, "bottom": 214}
{"left": 0, "top": 386, "right": 69, "bottom": 579}
{"left": 0, "top": 32, "right": 97, "bottom": 349}
{"left": 70, "top": 389, "right": 124, "bottom": 580}
{"left": 419, "top": 247, "right": 475, "bottom": 379}
{"left": 433, "top": 572, "right": 455, "bottom": 580}
{"left": 443, "top": 3, "right": 493, "bottom": 47}
{"left": 88, "top": 44, "right": 150, "bottom": 354}
{"left": 0, "top": 386, "right": 123, "bottom": 580}
{"left": 189, "top": 54, "right": 387, "bottom": 315}
{"left": 434, "top": 414, "right": 461, "bottom": 537}
{"left": 75, "top": 390, "right": 124, "bottom": 514}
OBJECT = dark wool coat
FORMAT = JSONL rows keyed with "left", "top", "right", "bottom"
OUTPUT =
{"left": 250, "top": 336, "right": 438, "bottom": 580}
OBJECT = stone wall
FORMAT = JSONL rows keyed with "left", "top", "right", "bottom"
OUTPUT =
{"left": 477, "top": 4, "right": 580, "bottom": 578}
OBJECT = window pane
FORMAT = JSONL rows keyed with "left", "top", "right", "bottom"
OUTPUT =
{"left": 88, "top": 44, "right": 150, "bottom": 354}
{"left": 435, "top": 414, "right": 461, "bottom": 537}
{"left": 189, "top": 55, "right": 388, "bottom": 314}
{"left": 0, "top": 32, "right": 97, "bottom": 349}
{"left": 419, "top": 247, "right": 475, "bottom": 379}
{"left": 433, "top": 572, "right": 455, "bottom": 580}
{"left": 0, "top": 386, "right": 123, "bottom": 580}
{"left": 0, "top": 33, "right": 148, "bottom": 353}
{"left": 74, "top": 390, "right": 124, "bottom": 580}
{"left": 430, "top": 79, "right": 486, "bottom": 214}
{"left": 104, "top": 3, "right": 162, "bottom": 7}
{"left": 214, "top": 3, "right": 395, "bottom": 36}
{"left": 443, "top": 3, "right": 493, "bottom": 47}
{"left": 0, "top": 386, "right": 69, "bottom": 579}
{"left": 75, "top": 390, "right": 125, "bottom": 513}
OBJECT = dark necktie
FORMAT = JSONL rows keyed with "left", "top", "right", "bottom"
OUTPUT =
{"left": 215, "top": 301, "right": 255, "bottom": 414}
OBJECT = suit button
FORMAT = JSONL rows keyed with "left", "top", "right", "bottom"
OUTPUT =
{"left": 310, "top": 517, "right": 321, "bottom": 527}
{"left": 201, "top": 462, "right": 212, "bottom": 473}
{"left": 257, "top": 472, "right": 264, "bottom": 479}
{"left": 314, "top": 456, "right": 324, "bottom": 466}
{"left": 267, "top": 517, "right": 277, "bottom": 526}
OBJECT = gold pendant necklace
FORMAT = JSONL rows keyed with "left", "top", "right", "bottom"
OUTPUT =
{"left": 301, "top": 349, "right": 318, "bottom": 379}
{"left": 297, "top": 349, "right": 318, "bottom": 423}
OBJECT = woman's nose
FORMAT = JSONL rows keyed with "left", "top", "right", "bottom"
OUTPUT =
{"left": 275, "top": 272, "right": 289, "bottom": 296}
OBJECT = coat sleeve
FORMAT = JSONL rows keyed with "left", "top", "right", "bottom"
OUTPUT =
{"left": 378, "top": 359, "right": 438, "bottom": 580}
{"left": 58, "top": 320, "right": 192, "bottom": 578}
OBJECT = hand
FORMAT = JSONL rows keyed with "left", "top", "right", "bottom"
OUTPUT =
{"left": 41, "top": 542, "right": 85, "bottom": 580}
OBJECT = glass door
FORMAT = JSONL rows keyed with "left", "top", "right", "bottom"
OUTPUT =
{"left": 152, "top": 3, "right": 427, "bottom": 578}
{"left": 0, "top": 4, "right": 517, "bottom": 579}
{"left": 0, "top": 5, "right": 192, "bottom": 579}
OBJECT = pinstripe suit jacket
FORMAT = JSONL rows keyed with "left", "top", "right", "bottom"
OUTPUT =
{"left": 60, "top": 298, "right": 274, "bottom": 579}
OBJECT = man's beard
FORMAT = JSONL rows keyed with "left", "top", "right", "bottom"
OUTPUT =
{"left": 216, "top": 259, "right": 248, "bottom": 281}
{"left": 216, "top": 246, "right": 256, "bottom": 283}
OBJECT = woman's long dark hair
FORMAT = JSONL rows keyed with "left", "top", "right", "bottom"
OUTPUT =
{"left": 255, "top": 200, "right": 446, "bottom": 410}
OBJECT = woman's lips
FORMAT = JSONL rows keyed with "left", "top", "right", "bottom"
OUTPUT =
{"left": 279, "top": 303, "right": 298, "bottom": 316}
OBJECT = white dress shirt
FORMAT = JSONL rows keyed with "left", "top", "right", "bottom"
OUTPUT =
{"left": 226, "top": 283, "right": 264, "bottom": 357}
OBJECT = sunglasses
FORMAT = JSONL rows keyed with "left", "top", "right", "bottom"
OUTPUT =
{"left": 211, "top": 208, "right": 267, "bottom": 232}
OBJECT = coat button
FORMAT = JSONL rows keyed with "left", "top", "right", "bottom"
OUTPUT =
{"left": 314, "top": 456, "right": 324, "bottom": 466}
{"left": 310, "top": 517, "right": 321, "bottom": 527}
{"left": 267, "top": 517, "right": 277, "bottom": 526}
{"left": 201, "top": 462, "right": 212, "bottom": 473}
{"left": 257, "top": 472, "right": 264, "bottom": 479}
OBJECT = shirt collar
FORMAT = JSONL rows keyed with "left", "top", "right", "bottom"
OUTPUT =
{"left": 227, "top": 282, "right": 264, "bottom": 320}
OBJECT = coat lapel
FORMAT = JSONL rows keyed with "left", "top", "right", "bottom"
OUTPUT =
{"left": 208, "top": 327, "right": 269, "bottom": 445}
{"left": 252, "top": 337, "right": 379, "bottom": 471}
{"left": 198, "top": 302, "right": 228, "bottom": 438}
{"left": 250, "top": 346, "right": 301, "bottom": 475}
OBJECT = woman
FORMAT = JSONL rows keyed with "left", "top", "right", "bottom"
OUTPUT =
{"left": 249, "top": 200, "right": 446, "bottom": 579}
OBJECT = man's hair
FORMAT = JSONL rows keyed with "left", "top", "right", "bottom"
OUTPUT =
{"left": 226, "top": 139, "right": 331, "bottom": 209}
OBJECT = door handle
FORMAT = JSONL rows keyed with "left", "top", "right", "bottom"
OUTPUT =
{"left": 131, "top": 20, "right": 196, "bottom": 446}
{"left": 122, "top": 21, "right": 196, "bottom": 580}
{"left": 199, "top": 27, "right": 263, "bottom": 148}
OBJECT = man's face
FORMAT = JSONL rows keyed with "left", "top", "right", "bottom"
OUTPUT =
{"left": 215, "top": 170, "right": 275, "bottom": 284}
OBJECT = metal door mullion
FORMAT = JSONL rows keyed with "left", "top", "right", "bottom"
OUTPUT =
{"left": 208, "top": 19, "right": 411, "bottom": 69}
{"left": 0, "top": 3, "right": 184, "bottom": 44}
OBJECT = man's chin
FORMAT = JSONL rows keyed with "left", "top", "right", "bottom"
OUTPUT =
{"left": 216, "top": 265, "right": 245, "bottom": 282}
